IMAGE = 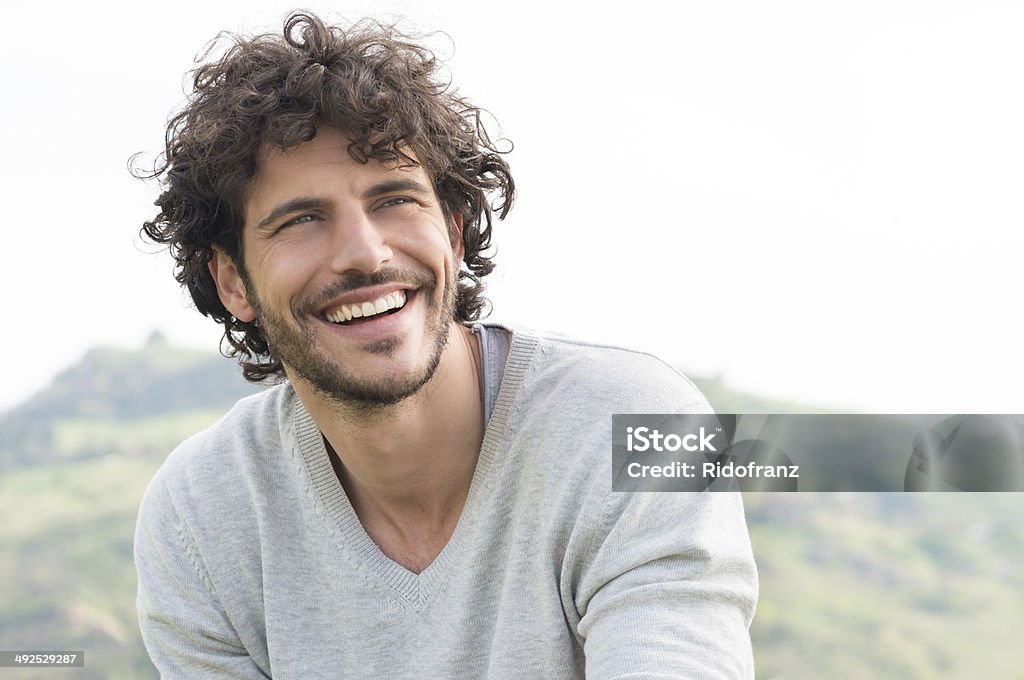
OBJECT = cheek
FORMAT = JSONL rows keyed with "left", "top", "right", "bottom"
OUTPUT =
{"left": 394, "top": 226, "right": 456, "bottom": 270}
{"left": 247, "top": 256, "right": 316, "bottom": 315}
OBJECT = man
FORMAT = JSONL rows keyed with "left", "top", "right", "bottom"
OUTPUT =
{"left": 134, "top": 11, "right": 757, "bottom": 679}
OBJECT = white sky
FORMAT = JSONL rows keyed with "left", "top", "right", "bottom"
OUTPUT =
{"left": 1, "top": 1, "right": 1022, "bottom": 413}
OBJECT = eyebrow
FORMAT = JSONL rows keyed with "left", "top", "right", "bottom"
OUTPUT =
{"left": 362, "top": 179, "right": 434, "bottom": 200}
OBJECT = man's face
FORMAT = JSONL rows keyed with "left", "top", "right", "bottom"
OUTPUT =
{"left": 211, "top": 125, "right": 464, "bottom": 407}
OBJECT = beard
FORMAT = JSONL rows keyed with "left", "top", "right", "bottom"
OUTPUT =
{"left": 242, "top": 264, "right": 457, "bottom": 410}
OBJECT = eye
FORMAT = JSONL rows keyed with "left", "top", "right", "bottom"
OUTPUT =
{"left": 378, "top": 196, "right": 415, "bottom": 209}
{"left": 280, "top": 213, "right": 320, "bottom": 229}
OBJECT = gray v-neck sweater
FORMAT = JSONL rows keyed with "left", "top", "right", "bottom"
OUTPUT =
{"left": 135, "top": 327, "right": 757, "bottom": 678}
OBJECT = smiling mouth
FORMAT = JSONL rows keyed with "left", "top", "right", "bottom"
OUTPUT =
{"left": 323, "top": 290, "right": 409, "bottom": 325}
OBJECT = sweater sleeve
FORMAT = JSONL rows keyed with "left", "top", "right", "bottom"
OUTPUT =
{"left": 575, "top": 488, "right": 758, "bottom": 679}
{"left": 134, "top": 473, "right": 271, "bottom": 679}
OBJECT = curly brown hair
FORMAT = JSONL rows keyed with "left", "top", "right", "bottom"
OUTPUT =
{"left": 137, "top": 11, "right": 515, "bottom": 382}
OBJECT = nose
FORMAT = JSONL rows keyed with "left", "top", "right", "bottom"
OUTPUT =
{"left": 329, "top": 211, "right": 393, "bottom": 274}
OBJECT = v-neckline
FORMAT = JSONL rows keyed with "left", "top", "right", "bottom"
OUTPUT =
{"left": 289, "top": 328, "right": 538, "bottom": 610}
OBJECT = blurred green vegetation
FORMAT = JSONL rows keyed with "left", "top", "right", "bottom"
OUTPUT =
{"left": 0, "top": 336, "right": 1021, "bottom": 678}
{"left": 0, "top": 331, "right": 262, "bottom": 471}
{"left": 0, "top": 456, "right": 165, "bottom": 679}
{"left": 744, "top": 493, "right": 1024, "bottom": 679}
{"left": 0, "top": 332, "right": 261, "bottom": 679}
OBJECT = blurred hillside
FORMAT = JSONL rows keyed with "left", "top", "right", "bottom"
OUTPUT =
{"left": 0, "top": 336, "right": 1021, "bottom": 678}
{"left": 0, "top": 334, "right": 264, "bottom": 679}
{"left": 0, "top": 331, "right": 263, "bottom": 471}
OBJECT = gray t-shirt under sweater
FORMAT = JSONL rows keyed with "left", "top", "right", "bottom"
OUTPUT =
{"left": 135, "top": 325, "right": 758, "bottom": 679}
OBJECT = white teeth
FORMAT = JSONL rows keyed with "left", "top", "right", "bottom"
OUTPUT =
{"left": 326, "top": 290, "right": 409, "bottom": 324}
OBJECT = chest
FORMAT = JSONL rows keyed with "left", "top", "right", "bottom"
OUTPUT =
{"left": 360, "top": 515, "right": 461, "bottom": 574}
{"left": 256, "top": 535, "right": 583, "bottom": 679}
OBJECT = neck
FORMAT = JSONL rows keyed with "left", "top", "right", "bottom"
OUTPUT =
{"left": 293, "top": 323, "right": 485, "bottom": 531}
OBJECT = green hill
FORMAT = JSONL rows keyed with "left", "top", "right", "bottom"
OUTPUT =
{"left": 0, "top": 334, "right": 264, "bottom": 678}
{"left": 0, "top": 331, "right": 263, "bottom": 471}
{"left": 744, "top": 493, "right": 1024, "bottom": 679}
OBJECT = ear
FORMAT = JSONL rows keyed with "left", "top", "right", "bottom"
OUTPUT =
{"left": 208, "top": 247, "right": 256, "bottom": 322}
{"left": 451, "top": 212, "right": 465, "bottom": 261}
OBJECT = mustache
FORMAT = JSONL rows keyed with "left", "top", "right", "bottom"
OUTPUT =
{"left": 300, "top": 267, "right": 437, "bottom": 312}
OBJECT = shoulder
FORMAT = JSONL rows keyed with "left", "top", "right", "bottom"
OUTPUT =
{"left": 481, "top": 324, "right": 716, "bottom": 533}
{"left": 499, "top": 323, "right": 711, "bottom": 414}
{"left": 138, "top": 383, "right": 296, "bottom": 525}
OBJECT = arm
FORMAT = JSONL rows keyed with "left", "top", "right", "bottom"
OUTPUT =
{"left": 134, "top": 475, "right": 271, "bottom": 679}
{"left": 575, "top": 489, "right": 758, "bottom": 679}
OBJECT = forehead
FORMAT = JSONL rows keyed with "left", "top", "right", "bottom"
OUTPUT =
{"left": 244, "top": 127, "right": 431, "bottom": 214}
